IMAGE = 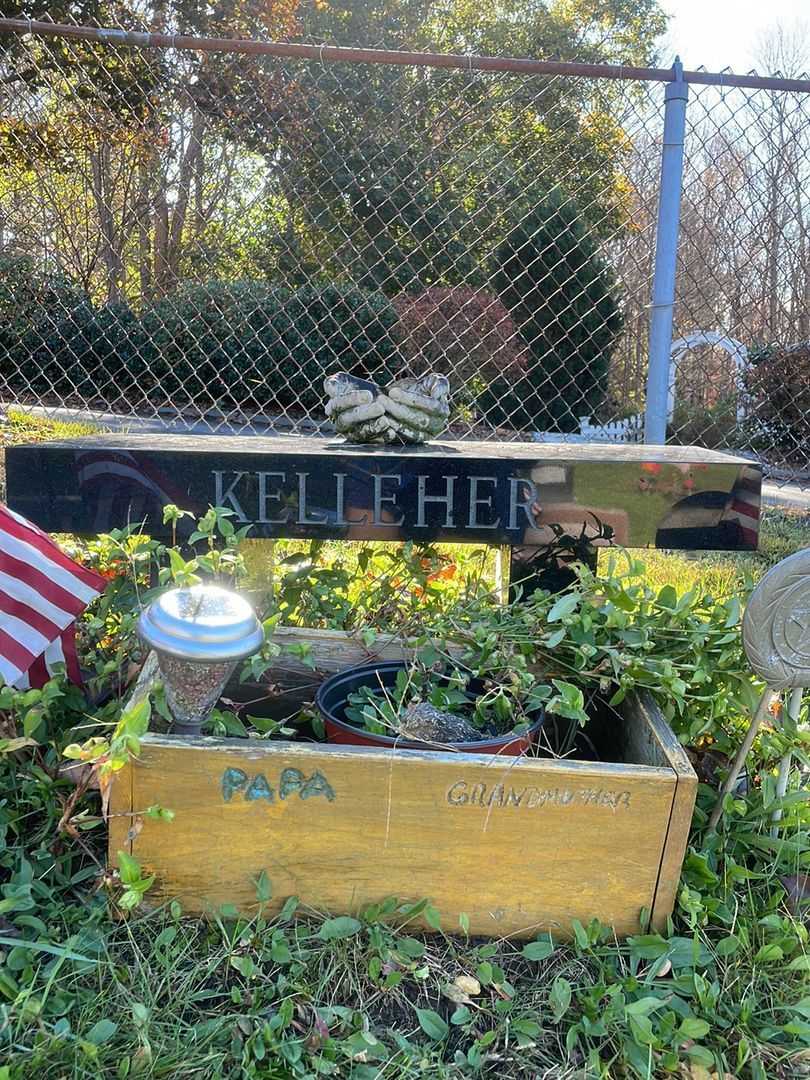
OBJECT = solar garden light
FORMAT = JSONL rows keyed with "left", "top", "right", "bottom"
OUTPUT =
{"left": 137, "top": 584, "right": 264, "bottom": 736}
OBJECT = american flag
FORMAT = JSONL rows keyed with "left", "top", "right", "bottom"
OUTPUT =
{"left": 720, "top": 463, "right": 761, "bottom": 549}
{"left": 0, "top": 505, "right": 105, "bottom": 690}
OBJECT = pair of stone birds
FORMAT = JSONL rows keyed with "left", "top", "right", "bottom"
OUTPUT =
{"left": 323, "top": 372, "right": 450, "bottom": 444}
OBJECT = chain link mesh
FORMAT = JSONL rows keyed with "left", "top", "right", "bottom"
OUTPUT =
{"left": 1, "top": 22, "right": 809, "bottom": 482}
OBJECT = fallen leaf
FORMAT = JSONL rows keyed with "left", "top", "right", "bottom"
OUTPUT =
{"left": 127, "top": 817, "right": 144, "bottom": 842}
{"left": 454, "top": 975, "right": 481, "bottom": 996}
{"left": 100, "top": 773, "right": 113, "bottom": 821}
{"left": 305, "top": 1013, "right": 329, "bottom": 1053}
{"left": 132, "top": 1044, "right": 152, "bottom": 1073}
{"left": 1, "top": 736, "right": 38, "bottom": 753}
{"left": 678, "top": 1066, "right": 712, "bottom": 1080}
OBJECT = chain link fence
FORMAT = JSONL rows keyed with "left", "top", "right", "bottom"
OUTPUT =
{"left": 1, "top": 20, "right": 809, "bottom": 482}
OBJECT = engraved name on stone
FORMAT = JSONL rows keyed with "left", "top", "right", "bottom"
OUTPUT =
{"left": 212, "top": 470, "right": 538, "bottom": 532}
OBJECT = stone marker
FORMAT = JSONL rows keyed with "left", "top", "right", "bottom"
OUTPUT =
{"left": 6, "top": 434, "right": 760, "bottom": 553}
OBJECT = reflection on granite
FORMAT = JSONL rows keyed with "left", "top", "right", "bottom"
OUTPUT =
{"left": 6, "top": 434, "right": 761, "bottom": 551}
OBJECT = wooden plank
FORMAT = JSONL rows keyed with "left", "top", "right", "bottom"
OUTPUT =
{"left": 634, "top": 693, "right": 698, "bottom": 932}
{"left": 621, "top": 691, "right": 672, "bottom": 768}
{"left": 115, "top": 734, "right": 677, "bottom": 938}
{"left": 234, "top": 625, "right": 456, "bottom": 683}
{"left": 107, "top": 756, "right": 135, "bottom": 861}
{"left": 271, "top": 626, "right": 435, "bottom": 677}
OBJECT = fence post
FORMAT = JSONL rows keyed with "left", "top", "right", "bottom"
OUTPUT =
{"left": 644, "top": 59, "right": 689, "bottom": 445}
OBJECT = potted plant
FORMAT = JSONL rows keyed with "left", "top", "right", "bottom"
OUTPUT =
{"left": 315, "top": 658, "right": 550, "bottom": 755}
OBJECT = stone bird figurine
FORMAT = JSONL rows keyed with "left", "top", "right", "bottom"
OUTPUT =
{"left": 323, "top": 372, "right": 450, "bottom": 444}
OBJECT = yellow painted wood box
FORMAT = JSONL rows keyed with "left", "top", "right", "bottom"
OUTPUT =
{"left": 109, "top": 673, "right": 696, "bottom": 939}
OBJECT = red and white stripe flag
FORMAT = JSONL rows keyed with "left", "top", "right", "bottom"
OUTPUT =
{"left": 0, "top": 505, "right": 105, "bottom": 690}
{"left": 720, "top": 464, "right": 761, "bottom": 548}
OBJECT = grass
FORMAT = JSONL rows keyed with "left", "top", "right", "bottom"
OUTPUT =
{"left": 627, "top": 505, "right": 810, "bottom": 597}
{"left": 0, "top": 407, "right": 96, "bottom": 445}
{"left": 2, "top": 839, "right": 808, "bottom": 1079}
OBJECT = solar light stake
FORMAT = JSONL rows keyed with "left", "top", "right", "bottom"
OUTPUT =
{"left": 709, "top": 548, "right": 810, "bottom": 833}
{"left": 707, "top": 688, "right": 774, "bottom": 832}
{"left": 137, "top": 585, "right": 264, "bottom": 736}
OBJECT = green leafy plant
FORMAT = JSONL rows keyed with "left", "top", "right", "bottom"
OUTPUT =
{"left": 342, "top": 661, "right": 571, "bottom": 740}
{"left": 115, "top": 850, "right": 155, "bottom": 912}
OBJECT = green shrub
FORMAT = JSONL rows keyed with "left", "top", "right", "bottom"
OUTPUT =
{"left": 27, "top": 302, "right": 149, "bottom": 404}
{"left": 141, "top": 280, "right": 403, "bottom": 413}
{"left": 0, "top": 254, "right": 86, "bottom": 333}
{"left": 0, "top": 254, "right": 88, "bottom": 397}
{"left": 745, "top": 343, "right": 810, "bottom": 452}
{"left": 2, "top": 266, "right": 403, "bottom": 416}
{"left": 486, "top": 194, "right": 623, "bottom": 432}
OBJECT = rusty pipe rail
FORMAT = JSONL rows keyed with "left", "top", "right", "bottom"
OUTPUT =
{"left": 2, "top": 18, "right": 810, "bottom": 93}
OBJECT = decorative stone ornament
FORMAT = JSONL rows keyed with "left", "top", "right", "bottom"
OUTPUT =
{"left": 323, "top": 371, "right": 450, "bottom": 444}
{"left": 138, "top": 585, "right": 264, "bottom": 736}
{"left": 742, "top": 548, "right": 810, "bottom": 690}
{"left": 397, "top": 701, "right": 481, "bottom": 744}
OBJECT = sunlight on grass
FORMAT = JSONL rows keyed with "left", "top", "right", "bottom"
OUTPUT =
{"left": 0, "top": 407, "right": 96, "bottom": 445}
{"left": 620, "top": 506, "right": 810, "bottom": 598}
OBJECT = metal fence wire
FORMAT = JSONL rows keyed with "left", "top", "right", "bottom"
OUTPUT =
{"left": 1, "top": 20, "right": 810, "bottom": 483}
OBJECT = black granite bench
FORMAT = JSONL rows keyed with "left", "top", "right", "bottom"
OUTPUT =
{"left": 6, "top": 434, "right": 761, "bottom": 594}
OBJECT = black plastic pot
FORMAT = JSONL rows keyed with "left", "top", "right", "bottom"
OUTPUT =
{"left": 316, "top": 661, "right": 545, "bottom": 755}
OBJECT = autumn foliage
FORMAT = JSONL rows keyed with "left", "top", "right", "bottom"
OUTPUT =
{"left": 393, "top": 287, "right": 529, "bottom": 385}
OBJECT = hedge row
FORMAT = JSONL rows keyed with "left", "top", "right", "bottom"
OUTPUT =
{"left": 1, "top": 265, "right": 403, "bottom": 414}
{"left": 1, "top": 198, "right": 621, "bottom": 430}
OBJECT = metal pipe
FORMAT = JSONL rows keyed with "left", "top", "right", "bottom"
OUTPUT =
{"left": 708, "top": 688, "right": 774, "bottom": 832}
{"left": 645, "top": 60, "right": 689, "bottom": 446}
{"left": 2, "top": 20, "right": 810, "bottom": 93}
{"left": 771, "top": 687, "right": 801, "bottom": 836}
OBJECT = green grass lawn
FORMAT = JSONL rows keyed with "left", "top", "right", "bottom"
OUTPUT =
{"left": 622, "top": 505, "right": 810, "bottom": 597}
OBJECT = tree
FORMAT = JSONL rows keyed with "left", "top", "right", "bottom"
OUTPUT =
{"left": 250, "top": 0, "right": 668, "bottom": 293}
{"left": 486, "top": 192, "right": 623, "bottom": 432}
{"left": 0, "top": 254, "right": 88, "bottom": 401}
{"left": 0, "top": 0, "right": 661, "bottom": 430}
{"left": 0, "top": 1, "right": 301, "bottom": 301}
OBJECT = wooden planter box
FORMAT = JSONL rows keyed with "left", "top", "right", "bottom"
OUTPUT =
{"left": 109, "top": 630, "right": 696, "bottom": 939}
